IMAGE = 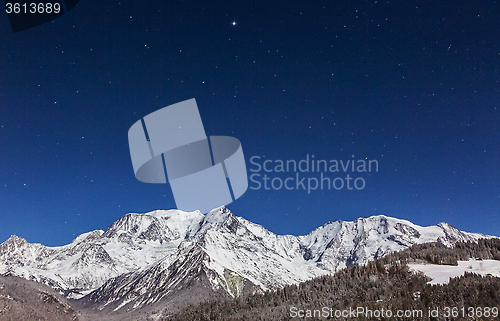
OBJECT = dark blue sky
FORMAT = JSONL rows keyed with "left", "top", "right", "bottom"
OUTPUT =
{"left": 1, "top": 1, "right": 499, "bottom": 246}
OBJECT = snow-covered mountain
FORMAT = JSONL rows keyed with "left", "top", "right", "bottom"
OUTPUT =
{"left": 0, "top": 206, "right": 493, "bottom": 313}
{"left": 0, "top": 209, "right": 205, "bottom": 298}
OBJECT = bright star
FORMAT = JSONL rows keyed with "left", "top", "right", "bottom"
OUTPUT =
{"left": 232, "top": 21, "right": 236, "bottom": 26}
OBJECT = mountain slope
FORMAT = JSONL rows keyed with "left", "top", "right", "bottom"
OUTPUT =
{"left": 167, "top": 239, "right": 500, "bottom": 321}
{"left": 0, "top": 274, "right": 79, "bottom": 321}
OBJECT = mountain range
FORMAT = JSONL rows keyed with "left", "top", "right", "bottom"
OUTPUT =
{"left": 0, "top": 206, "right": 493, "bottom": 318}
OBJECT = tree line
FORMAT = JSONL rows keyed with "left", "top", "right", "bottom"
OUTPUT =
{"left": 164, "top": 239, "right": 500, "bottom": 321}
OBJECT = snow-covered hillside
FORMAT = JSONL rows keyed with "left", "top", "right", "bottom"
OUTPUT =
{"left": 409, "top": 259, "right": 500, "bottom": 285}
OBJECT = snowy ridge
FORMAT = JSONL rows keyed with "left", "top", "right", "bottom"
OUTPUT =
{"left": 0, "top": 207, "right": 494, "bottom": 311}
{"left": 0, "top": 209, "right": 205, "bottom": 297}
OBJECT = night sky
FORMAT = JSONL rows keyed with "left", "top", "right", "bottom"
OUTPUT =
{"left": 1, "top": 1, "right": 499, "bottom": 246}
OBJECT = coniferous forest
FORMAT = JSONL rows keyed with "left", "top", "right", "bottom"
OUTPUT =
{"left": 165, "top": 239, "right": 500, "bottom": 321}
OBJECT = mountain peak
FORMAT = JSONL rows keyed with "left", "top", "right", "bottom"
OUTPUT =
{"left": 203, "top": 206, "right": 233, "bottom": 227}
{"left": 1, "top": 235, "right": 28, "bottom": 250}
{"left": 101, "top": 209, "right": 205, "bottom": 243}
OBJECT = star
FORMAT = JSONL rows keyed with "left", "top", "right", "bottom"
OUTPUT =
{"left": 232, "top": 21, "right": 236, "bottom": 26}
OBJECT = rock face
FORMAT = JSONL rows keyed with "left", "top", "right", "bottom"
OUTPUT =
{"left": 0, "top": 206, "right": 492, "bottom": 313}
{"left": 0, "top": 274, "right": 79, "bottom": 321}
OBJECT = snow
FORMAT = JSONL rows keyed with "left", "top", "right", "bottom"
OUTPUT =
{"left": 71, "top": 230, "right": 104, "bottom": 244}
{"left": 409, "top": 259, "right": 500, "bottom": 285}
